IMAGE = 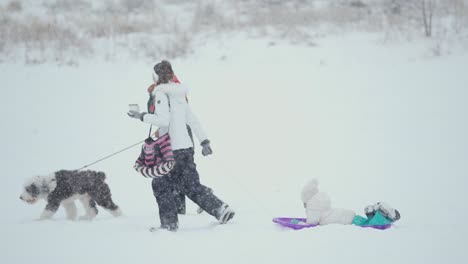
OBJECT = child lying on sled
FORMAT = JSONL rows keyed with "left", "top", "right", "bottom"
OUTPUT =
{"left": 301, "top": 179, "right": 400, "bottom": 227}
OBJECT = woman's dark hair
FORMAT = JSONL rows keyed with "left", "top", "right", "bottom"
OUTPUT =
{"left": 154, "top": 60, "right": 174, "bottom": 84}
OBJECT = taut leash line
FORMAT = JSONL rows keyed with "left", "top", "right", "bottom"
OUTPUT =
{"left": 76, "top": 139, "right": 146, "bottom": 171}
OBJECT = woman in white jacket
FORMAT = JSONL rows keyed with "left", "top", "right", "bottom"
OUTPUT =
{"left": 128, "top": 61, "right": 235, "bottom": 231}
{"left": 146, "top": 73, "right": 209, "bottom": 215}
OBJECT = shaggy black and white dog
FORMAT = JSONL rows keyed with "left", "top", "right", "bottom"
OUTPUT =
{"left": 20, "top": 170, "right": 122, "bottom": 220}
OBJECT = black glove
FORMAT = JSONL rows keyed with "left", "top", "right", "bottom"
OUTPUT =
{"left": 200, "top": 139, "right": 213, "bottom": 156}
{"left": 127, "top": 111, "right": 147, "bottom": 121}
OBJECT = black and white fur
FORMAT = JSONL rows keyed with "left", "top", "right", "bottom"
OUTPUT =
{"left": 20, "top": 170, "right": 122, "bottom": 220}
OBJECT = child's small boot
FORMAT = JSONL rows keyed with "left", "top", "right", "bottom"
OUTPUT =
{"left": 365, "top": 202, "right": 400, "bottom": 222}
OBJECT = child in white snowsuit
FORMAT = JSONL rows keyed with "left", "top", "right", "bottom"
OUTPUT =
{"left": 301, "top": 179, "right": 355, "bottom": 225}
{"left": 301, "top": 179, "right": 400, "bottom": 226}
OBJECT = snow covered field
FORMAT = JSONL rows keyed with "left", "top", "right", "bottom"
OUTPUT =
{"left": 1, "top": 32, "right": 468, "bottom": 264}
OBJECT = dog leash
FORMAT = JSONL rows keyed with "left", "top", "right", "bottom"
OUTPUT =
{"left": 75, "top": 139, "right": 146, "bottom": 171}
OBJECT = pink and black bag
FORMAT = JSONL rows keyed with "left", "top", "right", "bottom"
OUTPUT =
{"left": 134, "top": 134, "right": 175, "bottom": 178}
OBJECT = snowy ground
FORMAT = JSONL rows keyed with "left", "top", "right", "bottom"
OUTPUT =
{"left": 1, "top": 33, "right": 468, "bottom": 263}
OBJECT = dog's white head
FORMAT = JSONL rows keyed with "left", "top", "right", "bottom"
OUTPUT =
{"left": 20, "top": 174, "right": 57, "bottom": 204}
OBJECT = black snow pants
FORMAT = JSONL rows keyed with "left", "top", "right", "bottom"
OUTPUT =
{"left": 151, "top": 148, "right": 224, "bottom": 228}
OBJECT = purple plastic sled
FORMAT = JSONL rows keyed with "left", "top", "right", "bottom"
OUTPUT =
{"left": 273, "top": 217, "right": 392, "bottom": 230}
{"left": 272, "top": 217, "right": 318, "bottom": 230}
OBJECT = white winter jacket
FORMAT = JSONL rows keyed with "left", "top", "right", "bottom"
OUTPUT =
{"left": 142, "top": 82, "right": 208, "bottom": 151}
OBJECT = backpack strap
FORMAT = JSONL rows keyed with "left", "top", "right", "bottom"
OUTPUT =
{"left": 165, "top": 93, "right": 171, "bottom": 110}
{"left": 146, "top": 93, "right": 169, "bottom": 138}
{"left": 147, "top": 94, "right": 155, "bottom": 138}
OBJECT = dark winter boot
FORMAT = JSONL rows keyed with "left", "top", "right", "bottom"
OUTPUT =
{"left": 215, "top": 204, "right": 235, "bottom": 224}
{"left": 365, "top": 202, "right": 400, "bottom": 222}
{"left": 377, "top": 202, "right": 400, "bottom": 222}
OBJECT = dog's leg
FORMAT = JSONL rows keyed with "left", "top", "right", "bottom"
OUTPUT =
{"left": 40, "top": 201, "right": 60, "bottom": 220}
{"left": 109, "top": 207, "right": 122, "bottom": 217}
{"left": 39, "top": 209, "right": 55, "bottom": 220}
{"left": 79, "top": 195, "right": 97, "bottom": 220}
{"left": 91, "top": 183, "right": 122, "bottom": 217}
{"left": 63, "top": 201, "right": 77, "bottom": 220}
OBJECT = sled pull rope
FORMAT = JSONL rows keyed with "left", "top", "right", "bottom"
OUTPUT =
{"left": 76, "top": 139, "right": 146, "bottom": 171}
{"left": 217, "top": 158, "right": 274, "bottom": 217}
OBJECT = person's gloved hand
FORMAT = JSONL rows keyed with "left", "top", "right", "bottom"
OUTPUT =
{"left": 200, "top": 139, "right": 213, "bottom": 156}
{"left": 127, "top": 111, "right": 147, "bottom": 121}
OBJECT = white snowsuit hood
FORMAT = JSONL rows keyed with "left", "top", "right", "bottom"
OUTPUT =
{"left": 301, "top": 179, "right": 319, "bottom": 204}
